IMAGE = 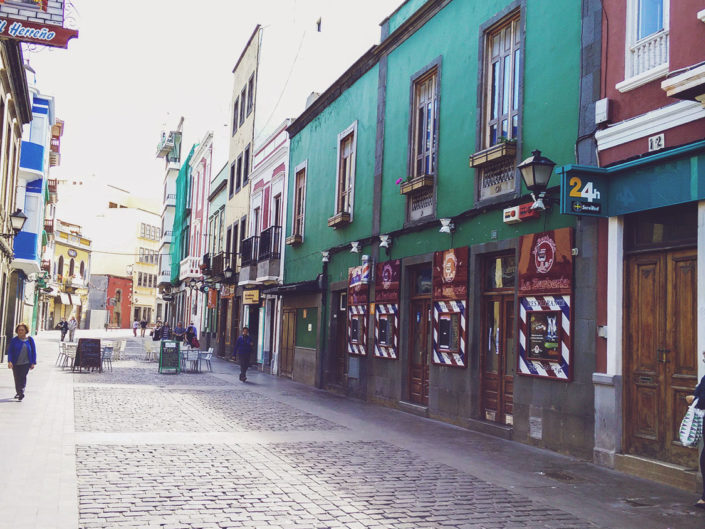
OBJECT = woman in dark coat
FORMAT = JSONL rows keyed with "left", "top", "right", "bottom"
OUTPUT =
{"left": 6, "top": 323, "right": 37, "bottom": 401}
{"left": 686, "top": 352, "right": 705, "bottom": 509}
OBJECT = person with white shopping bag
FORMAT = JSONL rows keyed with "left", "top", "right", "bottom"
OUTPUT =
{"left": 685, "top": 351, "right": 705, "bottom": 509}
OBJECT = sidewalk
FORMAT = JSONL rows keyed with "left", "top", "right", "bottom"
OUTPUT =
{"left": 1, "top": 330, "right": 703, "bottom": 529}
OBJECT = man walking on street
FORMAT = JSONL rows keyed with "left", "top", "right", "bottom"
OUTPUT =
{"left": 68, "top": 316, "right": 77, "bottom": 342}
{"left": 140, "top": 318, "right": 148, "bottom": 337}
{"left": 234, "top": 326, "right": 253, "bottom": 382}
{"left": 58, "top": 318, "right": 68, "bottom": 342}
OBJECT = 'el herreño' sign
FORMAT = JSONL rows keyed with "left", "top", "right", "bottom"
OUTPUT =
{"left": 0, "top": 0, "right": 78, "bottom": 48}
{"left": 517, "top": 227, "right": 573, "bottom": 295}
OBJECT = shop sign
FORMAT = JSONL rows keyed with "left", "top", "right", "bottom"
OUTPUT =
{"left": 432, "top": 247, "right": 468, "bottom": 300}
{"left": 243, "top": 289, "right": 260, "bottom": 305}
{"left": 348, "top": 265, "right": 369, "bottom": 305}
{"left": 559, "top": 172, "right": 605, "bottom": 217}
{"left": 0, "top": 0, "right": 78, "bottom": 48}
{"left": 207, "top": 288, "right": 217, "bottom": 309}
{"left": 375, "top": 260, "right": 400, "bottom": 304}
{"left": 518, "top": 228, "right": 573, "bottom": 295}
{"left": 220, "top": 285, "right": 235, "bottom": 299}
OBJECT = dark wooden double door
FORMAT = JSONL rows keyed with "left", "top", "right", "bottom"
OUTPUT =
{"left": 280, "top": 309, "right": 295, "bottom": 378}
{"left": 481, "top": 295, "right": 515, "bottom": 424}
{"left": 625, "top": 249, "right": 698, "bottom": 466}
{"left": 408, "top": 298, "right": 431, "bottom": 405}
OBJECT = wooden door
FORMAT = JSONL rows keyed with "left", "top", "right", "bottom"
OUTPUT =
{"left": 625, "top": 249, "right": 698, "bottom": 466}
{"left": 481, "top": 295, "right": 515, "bottom": 424}
{"left": 280, "top": 309, "right": 296, "bottom": 378}
{"left": 409, "top": 298, "right": 431, "bottom": 405}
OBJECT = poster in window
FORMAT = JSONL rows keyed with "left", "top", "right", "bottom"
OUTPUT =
{"left": 350, "top": 316, "right": 360, "bottom": 343}
{"left": 527, "top": 311, "right": 562, "bottom": 362}
{"left": 438, "top": 313, "right": 460, "bottom": 351}
{"left": 518, "top": 227, "right": 573, "bottom": 295}
{"left": 432, "top": 247, "right": 468, "bottom": 300}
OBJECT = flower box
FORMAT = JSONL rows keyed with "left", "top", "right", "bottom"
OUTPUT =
{"left": 469, "top": 142, "right": 517, "bottom": 168}
{"left": 327, "top": 211, "right": 351, "bottom": 228}
{"left": 399, "top": 175, "right": 434, "bottom": 195}
{"left": 285, "top": 234, "right": 302, "bottom": 246}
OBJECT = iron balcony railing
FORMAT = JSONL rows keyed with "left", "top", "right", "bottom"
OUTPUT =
{"left": 258, "top": 225, "right": 281, "bottom": 261}
{"left": 240, "top": 236, "right": 259, "bottom": 267}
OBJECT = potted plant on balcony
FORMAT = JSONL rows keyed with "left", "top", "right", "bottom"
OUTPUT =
{"left": 398, "top": 173, "right": 434, "bottom": 195}
{"left": 469, "top": 137, "right": 517, "bottom": 168}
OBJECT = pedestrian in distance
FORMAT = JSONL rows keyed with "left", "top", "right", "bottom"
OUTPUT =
{"left": 6, "top": 323, "right": 36, "bottom": 401}
{"left": 58, "top": 318, "right": 68, "bottom": 342}
{"left": 686, "top": 350, "right": 705, "bottom": 510}
{"left": 151, "top": 321, "right": 162, "bottom": 341}
{"left": 132, "top": 320, "right": 139, "bottom": 337}
{"left": 185, "top": 322, "right": 198, "bottom": 347}
{"left": 173, "top": 321, "right": 185, "bottom": 343}
{"left": 68, "top": 316, "right": 77, "bottom": 342}
{"left": 234, "top": 326, "right": 253, "bottom": 382}
{"left": 140, "top": 318, "right": 148, "bottom": 337}
{"left": 160, "top": 322, "right": 172, "bottom": 341}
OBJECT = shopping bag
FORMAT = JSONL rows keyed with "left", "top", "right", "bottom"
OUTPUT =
{"left": 679, "top": 398, "right": 705, "bottom": 447}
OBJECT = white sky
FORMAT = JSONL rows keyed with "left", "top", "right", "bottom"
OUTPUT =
{"left": 22, "top": 0, "right": 403, "bottom": 200}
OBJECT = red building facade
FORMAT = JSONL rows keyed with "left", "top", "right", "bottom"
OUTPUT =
{"left": 107, "top": 275, "right": 133, "bottom": 329}
{"left": 561, "top": 0, "right": 705, "bottom": 487}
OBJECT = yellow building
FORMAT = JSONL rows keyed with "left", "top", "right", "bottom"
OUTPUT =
{"left": 50, "top": 220, "right": 91, "bottom": 326}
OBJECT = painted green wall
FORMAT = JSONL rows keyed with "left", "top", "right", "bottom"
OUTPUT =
{"left": 286, "top": 0, "right": 581, "bottom": 282}
{"left": 296, "top": 308, "right": 318, "bottom": 348}
{"left": 286, "top": 65, "right": 380, "bottom": 284}
{"left": 170, "top": 145, "right": 195, "bottom": 283}
{"left": 387, "top": 0, "right": 427, "bottom": 35}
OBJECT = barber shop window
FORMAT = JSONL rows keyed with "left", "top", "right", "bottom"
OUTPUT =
{"left": 350, "top": 315, "right": 362, "bottom": 344}
{"left": 438, "top": 313, "right": 460, "bottom": 352}
{"left": 378, "top": 314, "right": 393, "bottom": 346}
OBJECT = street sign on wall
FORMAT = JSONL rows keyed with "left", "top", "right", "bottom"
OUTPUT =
{"left": 0, "top": 0, "right": 78, "bottom": 48}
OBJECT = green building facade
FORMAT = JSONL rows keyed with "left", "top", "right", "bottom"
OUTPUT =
{"left": 282, "top": 0, "right": 598, "bottom": 458}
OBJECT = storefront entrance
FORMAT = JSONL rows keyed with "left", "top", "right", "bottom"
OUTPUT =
{"left": 280, "top": 308, "right": 295, "bottom": 377}
{"left": 625, "top": 248, "right": 698, "bottom": 466}
{"left": 481, "top": 254, "right": 516, "bottom": 425}
{"left": 333, "top": 292, "right": 347, "bottom": 385}
{"left": 408, "top": 267, "right": 432, "bottom": 406}
{"left": 623, "top": 204, "right": 699, "bottom": 467}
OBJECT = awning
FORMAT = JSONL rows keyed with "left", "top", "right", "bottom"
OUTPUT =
{"left": 59, "top": 293, "right": 70, "bottom": 305}
{"left": 69, "top": 294, "right": 82, "bottom": 306}
{"left": 262, "top": 278, "right": 321, "bottom": 296}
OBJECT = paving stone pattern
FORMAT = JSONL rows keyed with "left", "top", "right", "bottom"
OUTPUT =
{"left": 76, "top": 442, "right": 603, "bottom": 529}
{"left": 74, "top": 387, "right": 346, "bottom": 433}
{"left": 73, "top": 361, "right": 225, "bottom": 386}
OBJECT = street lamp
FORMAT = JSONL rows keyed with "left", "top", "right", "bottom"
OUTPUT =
{"left": 517, "top": 150, "right": 556, "bottom": 211}
{"left": 1, "top": 209, "right": 27, "bottom": 238}
{"left": 223, "top": 267, "right": 234, "bottom": 281}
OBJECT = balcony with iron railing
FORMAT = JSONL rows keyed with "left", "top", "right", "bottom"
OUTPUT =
{"left": 158, "top": 268, "right": 172, "bottom": 286}
{"left": 156, "top": 132, "right": 175, "bottom": 158}
{"left": 239, "top": 236, "right": 259, "bottom": 284}
{"left": 43, "top": 218, "right": 54, "bottom": 233}
{"left": 179, "top": 256, "right": 201, "bottom": 281}
{"left": 163, "top": 194, "right": 176, "bottom": 208}
{"left": 256, "top": 226, "right": 282, "bottom": 283}
{"left": 161, "top": 230, "right": 173, "bottom": 245}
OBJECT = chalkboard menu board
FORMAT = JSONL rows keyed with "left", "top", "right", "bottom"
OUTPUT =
{"left": 159, "top": 340, "right": 181, "bottom": 374}
{"left": 75, "top": 338, "right": 102, "bottom": 372}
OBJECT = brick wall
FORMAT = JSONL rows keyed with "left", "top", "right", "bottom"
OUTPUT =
{"left": 0, "top": 0, "right": 65, "bottom": 26}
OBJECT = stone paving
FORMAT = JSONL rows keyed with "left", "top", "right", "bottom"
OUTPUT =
{"left": 4, "top": 332, "right": 705, "bottom": 529}
{"left": 76, "top": 442, "right": 601, "bottom": 529}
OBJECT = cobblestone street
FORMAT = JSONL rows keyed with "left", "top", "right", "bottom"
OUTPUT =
{"left": 1, "top": 332, "right": 704, "bottom": 529}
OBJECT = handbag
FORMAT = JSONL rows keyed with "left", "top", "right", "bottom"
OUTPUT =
{"left": 679, "top": 398, "right": 705, "bottom": 447}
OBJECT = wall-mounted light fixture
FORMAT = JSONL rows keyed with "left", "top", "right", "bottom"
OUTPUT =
{"left": 517, "top": 149, "right": 556, "bottom": 211}
{"left": 439, "top": 218, "right": 454, "bottom": 234}
{"left": 0, "top": 209, "right": 27, "bottom": 239}
{"left": 321, "top": 251, "right": 330, "bottom": 263}
{"left": 350, "top": 241, "right": 360, "bottom": 253}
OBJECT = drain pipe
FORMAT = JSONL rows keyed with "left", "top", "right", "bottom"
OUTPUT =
{"left": 317, "top": 261, "right": 329, "bottom": 389}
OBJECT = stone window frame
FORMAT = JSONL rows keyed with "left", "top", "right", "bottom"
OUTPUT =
{"left": 474, "top": 1, "right": 525, "bottom": 208}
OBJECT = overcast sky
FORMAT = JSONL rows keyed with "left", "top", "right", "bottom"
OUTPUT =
{"left": 23, "top": 0, "right": 402, "bottom": 200}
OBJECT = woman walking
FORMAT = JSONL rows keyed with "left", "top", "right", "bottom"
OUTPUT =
{"left": 686, "top": 350, "right": 705, "bottom": 509}
{"left": 6, "top": 323, "right": 37, "bottom": 401}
